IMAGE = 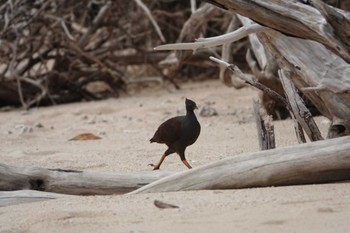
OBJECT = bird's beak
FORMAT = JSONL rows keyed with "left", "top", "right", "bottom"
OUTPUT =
{"left": 194, "top": 105, "right": 198, "bottom": 110}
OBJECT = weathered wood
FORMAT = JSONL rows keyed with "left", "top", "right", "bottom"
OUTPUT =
{"left": 211, "top": 57, "right": 289, "bottom": 109}
{"left": 219, "top": 15, "right": 246, "bottom": 89}
{"left": 257, "top": 31, "right": 350, "bottom": 137}
{"left": 239, "top": 15, "right": 268, "bottom": 71}
{"left": 0, "top": 190, "right": 73, "bottom": 207}
{"left": 0, "top": 164, "right": 175, "bottom": 195}
{"left": 240, "top": 15, "right": 291, "bottom": 120}
{"left": 309, "top": 0, "right": 350, "bottom": 48}
{"left": 200, "top": 1, "right": 350, "bottom": 137}
{"left": 253, "top": 100, "right": 275, "bottom": 150}
{"left": 158, "top": 4, "right": 220, "bottom": 70}
{"left": 278, "top": 69, "right": 324, "bottom": 141}
{"left": 263, "top": 115, "right": 275, "bottom": 149}
{"left": 131, "top": 136, "right": 350, "bottom": 194}
{"left": 207, "top": 0, "right": 350, "bottom": 63}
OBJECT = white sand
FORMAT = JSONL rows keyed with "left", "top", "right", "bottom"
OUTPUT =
{"left": 1, "top": 80, "right": 349, "bottom": 233}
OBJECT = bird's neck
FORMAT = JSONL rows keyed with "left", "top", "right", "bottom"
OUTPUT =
{"left": 186, "top": 109, "right": 196, "bottom": 118}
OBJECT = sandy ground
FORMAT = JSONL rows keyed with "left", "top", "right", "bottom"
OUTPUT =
{"left": 1, "top": 79, "right": 349, "bottom": 233}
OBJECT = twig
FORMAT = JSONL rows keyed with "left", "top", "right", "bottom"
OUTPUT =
{"left": 67, "top": 41, "right": 128, "bottom": 84}
{"left": 134, "top": 0, "right": 166, "bottom": 43}
{"left": 9, "top": 27, "right": 27, "bottom": 108}
{"left": 61, "top": 20, "right": 75, "bottom": 41}
{"left": 254, "top": 100, "right": 275, "bottom": 150}
{"left": 78, "top": 2, "right": 111, "bottom": 48}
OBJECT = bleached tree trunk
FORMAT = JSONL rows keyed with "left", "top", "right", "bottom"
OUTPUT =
{"left": 131, "top": 135, "right": 350, "bottom": 194}
{"left": 3, "top": 136, "right": 350, "bottom": 197}
{"left": 0, "top": 164, "right": 175, "bottom": 195}
{"left": 158, "top": 0, "right": 350, "bottom": 138}
{"left": 0, "top": 190, "right": 73, "bottom": 207}
{"left": 207, "top": 0, "right": 350, "bottom": 62}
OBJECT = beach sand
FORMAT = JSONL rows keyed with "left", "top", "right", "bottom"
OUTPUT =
{"left": 1, "top": 79, "right": 349, "bottom": 233}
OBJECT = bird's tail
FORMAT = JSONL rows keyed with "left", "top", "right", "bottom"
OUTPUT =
{"left": 150, "top": 138, "right": 155, "bottom": 143}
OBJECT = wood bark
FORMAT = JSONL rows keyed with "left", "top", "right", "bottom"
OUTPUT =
{"left": 205, "top": 0, "right": 350, "bottom": 137}
{"left": 253, "top": 100, "right": 275, "bottom": 150}
{"left": 131, "top": 135, "right": 350, "bottom": 194}
{"left": 0, "top": 164, "right": 175, "bottom": 195}
{"left": 258, "top": 32, "right": 350, "bottom": 137}
{"left": 206, "top": 0, "right": 350, "bottom": 63}
{"left": 0, "top": 190, "right": 73, "bottom": 207}
{"left": 3, "top": 135, "right": 350, "bottom": 197}
{"left": 278, "top": 69, "right": 323, "bottom": 141}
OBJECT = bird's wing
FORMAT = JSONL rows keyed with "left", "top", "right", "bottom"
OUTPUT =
{"left": 151, "top": 116, "right": 183, "bottom": 143}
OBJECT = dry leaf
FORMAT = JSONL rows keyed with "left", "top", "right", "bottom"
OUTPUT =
{"left": 154, "top": 200, "right": 179, "bottom": 209}
{"left": 69, "top": 133, "right": 102, "bottom": 141}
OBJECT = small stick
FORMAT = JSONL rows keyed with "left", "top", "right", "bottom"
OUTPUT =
{"left": 253, "top": 100, "right": 275, "bottom": 150}
{"left": 134, "top": 0, "right": 166, "bottom": 42}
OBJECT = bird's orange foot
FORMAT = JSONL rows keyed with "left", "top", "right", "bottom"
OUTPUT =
{"left": 148, "top": 163, "right": 160, "bottom": 170}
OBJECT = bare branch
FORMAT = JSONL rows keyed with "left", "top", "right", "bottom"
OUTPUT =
{"left": 78, "top": 2, "right": 111, "bottom": 48}
{"left": 134, "top": 0, "right": 166, "bottom": 43}
{"left": 278, "top": 69, "right": 324, "bottom": 141}
{"left": 155, "top": 24, "right": 268, "bottom": 52}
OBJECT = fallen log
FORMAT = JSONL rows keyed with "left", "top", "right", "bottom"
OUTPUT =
{"left": 0, "top": 190, "right": 73, "bottom": 207}
{"left": 131, "top": 135, "right": 350, "bottom": 194}
{"left": 0, "top": 164, "right": 175, "bottom": 195}
{"left": 3, "top": 136, "right": 350, "bottom": 197}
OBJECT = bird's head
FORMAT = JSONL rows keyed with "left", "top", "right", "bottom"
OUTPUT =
{"left": 185, "top": 98, "right": 198, "bottom": 111}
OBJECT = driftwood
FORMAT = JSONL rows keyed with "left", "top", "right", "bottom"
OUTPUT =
{"left": 207, "top": 0, "right": 350, "bottom": 63}
{"left": 241, "top": 16, "right": 289, "bottom": 120}
{"left": 131, "top": 135, "right": 350, "bottom": 194}
{"left": 157, "top": 1, "right": 350, "bottom": 137}
{"left": 210, "top": 56, "right": 309, "bottom": 143}
{"left": 3, "top": 136, "right": 350, "bottom": 198}
{"left": 158, "top": 3, "right": 223, "bottom": 85}
{"left": 219, "top": 15, "right": 246, "bottom": 89}
{"left": 0, "top": 190, "right": 73, "bottom": 207}
{"left": 258, "top": 32, "right": 350, "bottom": 138}
{"left": 253, "top": 100, "right": 275, "bottom": 150}
{"left": 0, "top": 164, "right": 175, "bottom": 195}
{"left": 208, "top": 0, "right": 350, "bottom": 137}
{"left": 2, "top": 0, "right": 350, "bottom": 202}
{"left": 278, "top": 70, "right": 323, "bottom": 141}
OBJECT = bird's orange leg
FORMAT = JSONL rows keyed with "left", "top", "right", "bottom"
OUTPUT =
{"left": 149, "top": 153, "right": 166, "bottom": 170}
{"left": 182, "top": 159, "right": 192, "bottom": 169}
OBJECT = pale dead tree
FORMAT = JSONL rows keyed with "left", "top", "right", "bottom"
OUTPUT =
{"left": 2, "top": 134, "right": 350, "bottom": 201}
{"left": 156, "top": 0, "right": 350, "bottom": 139}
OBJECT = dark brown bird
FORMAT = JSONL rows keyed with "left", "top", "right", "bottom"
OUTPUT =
{"left": 149, "top": 98, "right": 201, "bottom": 170}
